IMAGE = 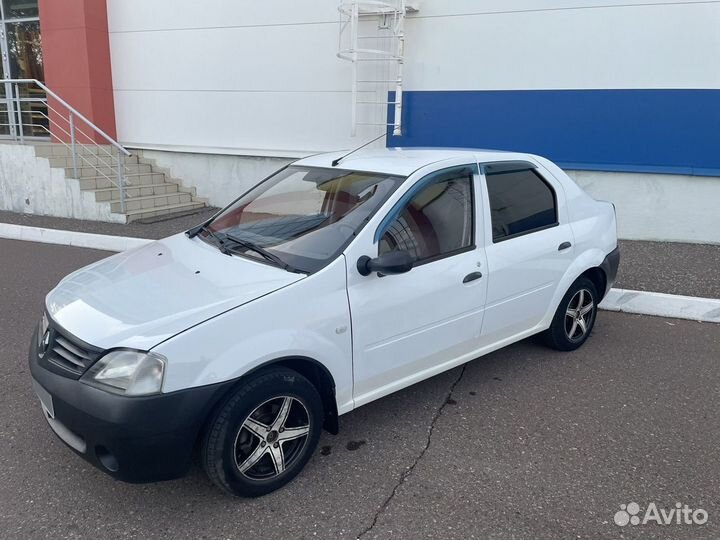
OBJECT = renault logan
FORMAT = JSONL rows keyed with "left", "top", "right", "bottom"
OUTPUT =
{"left": 29, "top": 148, "right": 619, "bottom": 496}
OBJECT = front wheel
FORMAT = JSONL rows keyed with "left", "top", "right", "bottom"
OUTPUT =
{"left": 543, "top": 276, "right": 598, "bottom": 351}
{"left": 201, "top": 368, "right": 323, "bottom": 497}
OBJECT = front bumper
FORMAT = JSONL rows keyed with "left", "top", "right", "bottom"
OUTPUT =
{"left": 29, "top": 329, "right": 229, "bottom": 483}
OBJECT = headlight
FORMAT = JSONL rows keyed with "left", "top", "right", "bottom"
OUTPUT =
{"left": 82, "top": 350, "right": 166, "bottom": 396}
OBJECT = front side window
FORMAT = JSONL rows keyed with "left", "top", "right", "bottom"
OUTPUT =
{"left": 486, "top": 168, "right": 557, "bottom": 242}
{"left": 205, "top": 166, "right": 405, "bottom": 273}
{"left": 378, "top": 166, "right": 475, "bottom": 263}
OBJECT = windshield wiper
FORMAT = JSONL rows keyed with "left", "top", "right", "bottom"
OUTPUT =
{"left": 223, "top": 232, "right": 303, "bottom": 273}
{"left": 188, "top": 224, "right": 232, "bottom": 256}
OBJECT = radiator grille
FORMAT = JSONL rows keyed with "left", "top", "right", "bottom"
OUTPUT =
{"left": 41, "top": 320, "right": 103, "bottom": 377}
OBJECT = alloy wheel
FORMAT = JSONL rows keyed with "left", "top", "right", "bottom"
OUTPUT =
{"left": 233, "top": 396, "right": 311, "bottom": 480}
{"left": 564, "top": 288, "right": 595, "bottom": 341}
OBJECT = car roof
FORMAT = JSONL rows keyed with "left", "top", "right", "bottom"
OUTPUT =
{"left": 293, "top": 147, "right": 540, "bottom": 176}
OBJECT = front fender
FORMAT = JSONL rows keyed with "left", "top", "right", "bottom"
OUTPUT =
{"left": 152, "top": 256, "right": 354, "bottom": 415}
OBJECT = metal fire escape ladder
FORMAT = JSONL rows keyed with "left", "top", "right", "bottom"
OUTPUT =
{"left": 338, "top": 1, "right": 415, "bottom": 137}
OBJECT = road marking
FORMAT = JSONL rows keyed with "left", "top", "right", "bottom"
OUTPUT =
{"left": 0, "top": 223, "right": 152, "bottom": 252}
{"left": 2, "top": 223, "right": 719, "bottom": 323}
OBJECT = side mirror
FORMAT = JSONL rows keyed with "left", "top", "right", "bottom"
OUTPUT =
{"left": 357, "top": 250, "right": 414, "bottom": 276}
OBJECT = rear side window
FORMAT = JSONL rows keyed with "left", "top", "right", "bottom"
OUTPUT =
{"left": 485, "top": 168, "right": 557, "bottom": 242}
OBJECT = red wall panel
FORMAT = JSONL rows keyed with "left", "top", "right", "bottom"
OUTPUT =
{"left": 38, "top": 0, "right": 117, "bottom": 143}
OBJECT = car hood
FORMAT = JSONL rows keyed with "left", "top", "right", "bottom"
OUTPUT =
{"left": 46, "top": 233, "right": 304, "bottom": 350}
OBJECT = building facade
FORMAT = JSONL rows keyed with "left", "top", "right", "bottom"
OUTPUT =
{"left": 6, "top": 0, "right": 720, "bottom": 241}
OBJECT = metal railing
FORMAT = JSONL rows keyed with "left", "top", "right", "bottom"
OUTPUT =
{"left": 0, "top": 79, "right": 132, "bottom": 212}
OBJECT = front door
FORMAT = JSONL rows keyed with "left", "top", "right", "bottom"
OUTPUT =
{"left": 346, "top": 164, "right": 488, "bottom": 406}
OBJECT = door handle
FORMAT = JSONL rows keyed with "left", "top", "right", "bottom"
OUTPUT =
{"left": 558, "top": 241, "right": 572, "bottom": 251}
{"left": 462, "top": 271, "right": 483, "bottom": 283}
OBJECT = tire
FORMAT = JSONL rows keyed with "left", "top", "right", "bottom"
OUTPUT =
{"left": 542, "top": 276, "right": 598, "bottom": 351}
{"left": 201, "top": 367, "right": 323, "bottom": 497}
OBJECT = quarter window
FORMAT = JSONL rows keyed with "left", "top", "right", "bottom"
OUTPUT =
{"left": 486, "top": 168, "right": 557, "bottom": 242}
{"left": 379, "top": 166, "right": 475, "bottom": 262}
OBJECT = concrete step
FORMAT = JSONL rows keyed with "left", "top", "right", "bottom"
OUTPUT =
{"left": 48, "top": 154, "right": 139, "bottom": 168}
{"left": 110, "top": 192, "right": 192, "bottom": 213}
{"left": 91, "top": 182, "right": 179, "bottom": 202}
{"left": 124, "top": 201, "right": 207, "bottom": 222}
{"left": 66, "top": 163, "right": 152, "bottom": 178}
{"left": 78, "top": 173, "right": 168, "bottom": 190}
{"left": 33, "top": 143, "right": 127, "bottom": 158}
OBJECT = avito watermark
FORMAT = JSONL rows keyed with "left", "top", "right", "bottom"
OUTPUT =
{"left": 614, "top": 502, "right": 708, "bottom": 526}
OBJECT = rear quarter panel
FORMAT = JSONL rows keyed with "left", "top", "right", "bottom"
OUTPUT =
{"left": 535, "top": 158, "right": 618, "bottom": 325}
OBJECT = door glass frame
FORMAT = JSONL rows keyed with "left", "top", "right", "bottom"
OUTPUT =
{"left": 482, "top": 163, "right": 560, "bottom": 244}
{"left": 375, "top": 163, "right": 478, "bottom": 267}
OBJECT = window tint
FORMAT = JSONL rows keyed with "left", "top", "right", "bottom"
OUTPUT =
{"left": 379, "top": 166, "right": 474, "bottom": 262}
{"left": 486, "top": 168, "right": 557, "bottom": 242}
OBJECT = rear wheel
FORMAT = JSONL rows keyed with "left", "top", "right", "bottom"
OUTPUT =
{"left": 543, "top": 276, "right": 598, "bottom": 351}
{"left": 201, "top": 368, "right": 323, "bottom": 497}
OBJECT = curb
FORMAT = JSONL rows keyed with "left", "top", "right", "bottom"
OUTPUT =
{"left": 2, "top": 223, "right": 719, "bottom": 324}
{"left": 0, "top": 223, "right": 152, "bottom": 252}
{"left": 599, "top": 288, "right": 720, "bottom": 324}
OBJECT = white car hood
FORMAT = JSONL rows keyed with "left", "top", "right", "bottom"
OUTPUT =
{"left": 46, "top": 233, "right": 304, "bottom": 350}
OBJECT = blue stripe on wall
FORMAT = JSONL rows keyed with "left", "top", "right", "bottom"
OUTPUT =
{"left": 387, "top": 90, "right": 720, "bottom": 176}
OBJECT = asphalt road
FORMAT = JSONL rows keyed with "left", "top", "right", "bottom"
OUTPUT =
{"left": 1, "top": 238, "right": 719, "bottom": 540}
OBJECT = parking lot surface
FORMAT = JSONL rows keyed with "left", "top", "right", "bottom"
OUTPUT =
{"left": 1, "top": 238, "right": 719, "bottom": 540}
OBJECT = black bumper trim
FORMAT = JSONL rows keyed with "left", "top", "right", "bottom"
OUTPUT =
{"left": 600, "top": 246, "right": 620, "bottom": 298}
{"left": 29, "top": 330, "right": 232, "bottom": 483}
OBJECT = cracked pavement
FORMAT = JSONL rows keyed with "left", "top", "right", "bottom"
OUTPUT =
{"left": 356, "top": 365, "right": 469, "bottom": 540}
{"left": 1, "top": 238, "right": 719, "bottom": 540}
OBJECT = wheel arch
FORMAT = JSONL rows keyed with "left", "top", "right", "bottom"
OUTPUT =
{"left": 194, "top": 355, "right": 339, "bottom": 456}
{"left": 270, "top": 356, "right": 339, "bottom": 435}
{"left": 580, "top": 266, "right": 608, "bottom": 301}
{"left": 541, "top": 248, "right": 609, "bottom": 329}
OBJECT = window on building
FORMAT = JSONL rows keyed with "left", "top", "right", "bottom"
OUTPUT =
{"left": 379, "top": 165, "right": 475, "bottom": 263}
{"left": 0, "top": 0, "right": 44, "bottom": 138}
{"left": 6, "top": 21, "right": 43, "bottom": 81}
{"left": 486, "top": 167, "right": 557, "bottom": 242}
{"left": 2, "top": 0, "right": 39, "bottom": 19}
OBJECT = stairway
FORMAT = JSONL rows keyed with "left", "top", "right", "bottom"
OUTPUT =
{"left": 32, "top": 143, "right": 207, "bottom": 222}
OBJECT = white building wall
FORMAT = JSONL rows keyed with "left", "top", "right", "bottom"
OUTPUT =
{"left": 404, "top": 0, "right": 720, "bottom": 91}
{"left": 107, "top": 0, "right": 720, "bottom": 154}
{"left": 568, "top": 170, "right": 720, "bottom": 245}
{"left": 106, "top": 0, "right": 720, "bottom": 243}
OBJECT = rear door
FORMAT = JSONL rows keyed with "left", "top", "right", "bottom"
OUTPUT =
{"left": 479, "top": 161, "right": 576, "bottom": 343}
{"left": 345, "top": 163, "right": 488, "bottom": 406}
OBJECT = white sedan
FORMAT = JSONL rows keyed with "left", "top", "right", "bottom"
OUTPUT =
{"left": 29, "top": 148, "right": 619, "bottom": 496}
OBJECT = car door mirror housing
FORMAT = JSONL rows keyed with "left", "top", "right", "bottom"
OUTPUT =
{"left": 357, "top": 251, "right": 414, "bottom": 276}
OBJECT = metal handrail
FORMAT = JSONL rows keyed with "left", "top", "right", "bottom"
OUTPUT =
{"left": 0, "top": 78, "right": 130, "bottom": 156}
{"left": 0, "top": 78, "right": 131, "bottom": 212}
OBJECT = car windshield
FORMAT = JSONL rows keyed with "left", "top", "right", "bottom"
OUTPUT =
{"left": 202, "top": 166, "right": 406, "bottom": 273}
